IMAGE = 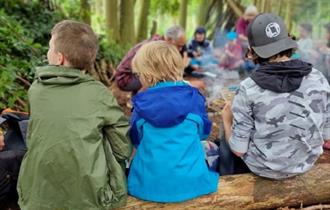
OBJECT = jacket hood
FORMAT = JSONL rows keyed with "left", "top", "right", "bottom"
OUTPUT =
{"left": 250, "top": 59, "right": 312, "bottom": 93}
{"left": 35, "top": 65, "right": 94, "bottom": 85}
{"left": 132, "top": 82, "right": 209, "bottom": 128}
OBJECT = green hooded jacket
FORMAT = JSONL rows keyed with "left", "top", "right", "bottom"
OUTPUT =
{"left": 17, "top": 66, "right": 132, "bottom": 210}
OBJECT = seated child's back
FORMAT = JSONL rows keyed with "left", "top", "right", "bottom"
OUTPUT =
{"left": 17, "top": 20, "right": 132, "bottom": 210}
{"left": 128, "top": 41, "right": 219, "bottom": 202}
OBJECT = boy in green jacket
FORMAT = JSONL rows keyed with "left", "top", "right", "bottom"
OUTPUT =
{"left": 17, "top": 20, "right": 132, "bottom": 210}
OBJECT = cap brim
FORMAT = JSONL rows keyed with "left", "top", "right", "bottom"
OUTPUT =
{"left": 0, "top": 117, "right": 6, "bottom": 124}
{"left": 252, "top": 37, "right": 298, "bottom": 58}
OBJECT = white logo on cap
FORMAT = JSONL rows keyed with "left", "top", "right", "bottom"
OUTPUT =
{"left": 265, "top": 22, "right": 281, "bottom": 38}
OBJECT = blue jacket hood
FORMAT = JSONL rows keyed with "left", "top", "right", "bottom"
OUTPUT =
{"left": 132, "top": 82, "right": 210, "bottom": 128}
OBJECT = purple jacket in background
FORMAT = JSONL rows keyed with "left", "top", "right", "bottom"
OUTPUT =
{"left": 235, "top": 17, "right": 249, "bottom": 37}
{"left": 115, "top": 35, "right": 164, "bottom": 92}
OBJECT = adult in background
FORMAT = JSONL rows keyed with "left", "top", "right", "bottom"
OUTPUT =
{"left": 187, "top": 27, "right": 213, "bottom": 73}
{"left": 235, "top": 5, "right": 258, "bottom": 54}
{"left": 188, "top": 27, "right": 212, "bottom": 58}
{"left": 115, "top": 26, "right": 188, "bottom": 94}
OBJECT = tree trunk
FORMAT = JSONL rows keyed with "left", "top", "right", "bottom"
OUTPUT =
{"left": 268, "top": 0, "right": 273, "bottom": 12}
{"left": 277, "top": 0, "right": 283, "bottom": 17}
{"left": 257, "top": 0, "right": 262, "bottom": 12}
{"left": 95, "top": 0, "right": 104, "bottom": 19}
{"left": 285, "top": 0, "right": 293, "bottom": 33}
{"left": 179, "top": 0, "right": 188, "bottom": 29}
{"left": 117, "top": 163, "right": 330, "bottom": 210}
{"left": 105, "top": 0, "right": 120, "bottom": 42}
{"left": 149, "top": 20, "right": 157, "bottom": 37}
{"left": 119, "top": 0, "right": 135, "bottom": 45}
{"left": 80, "top": 0, "right": 91, "bottom": 25}
{"left": 136, "top": 0, "right": 150, "bottom": 42}
{"left": 197, "top": 0, "right": 212, "bottom": 27}
{"left": 226, "top": 0, "right": 243, "bottom": 17}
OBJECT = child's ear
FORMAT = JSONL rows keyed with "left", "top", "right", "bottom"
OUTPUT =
{"left": 57, "top": 52, "right": 65, "bottom": 65}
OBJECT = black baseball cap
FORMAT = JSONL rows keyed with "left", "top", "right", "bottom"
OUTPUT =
{"left": 247, "top": 13, "right": 297, "bottom": 58}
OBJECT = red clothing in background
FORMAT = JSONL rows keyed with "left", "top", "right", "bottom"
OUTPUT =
{"left": 235, "top": 17, "right": 249, "bottom": 37}
{"left": 220, "top": 43, "right": 243, "bottom": 70}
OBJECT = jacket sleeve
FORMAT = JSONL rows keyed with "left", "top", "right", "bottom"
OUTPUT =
{"left": 115, "top": 44, "right": 143, "bottom": 92}
{"left": 229, "top": 85, "right": 254, "bottom": 154}
{"left": 235, "top": 18, "right": 246, "bottom": 36}
{"left": 129, "top": 110, "right": 142, "bottom": 148}
{"left": 101, "top": 89, "right": 133, "bottom": 162}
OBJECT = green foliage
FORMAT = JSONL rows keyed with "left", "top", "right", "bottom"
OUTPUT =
{"left": 150, "top": 0, "right": 180, "bottom": 16}
{"left": 0, "top": 0, "right": 63, "bottom": 110}
{"left": 0, "top": 0, "right": 129, "bottom": 111}
{"left": 97, "top": 36, "right": 130, "bottom": 67}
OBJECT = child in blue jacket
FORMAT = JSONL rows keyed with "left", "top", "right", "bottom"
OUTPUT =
{"left": 128, "top": 41, "right": 219, "bottom": 202}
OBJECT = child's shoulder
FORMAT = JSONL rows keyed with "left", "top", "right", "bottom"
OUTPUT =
{"left": 303, "top": 68, "right": 330, "bottom": 89}
{"left": 239, "top": 77, "right": 259, "bottom": 90}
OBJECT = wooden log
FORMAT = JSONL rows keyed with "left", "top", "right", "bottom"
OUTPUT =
{"left": 226, "top": 0, "right": 243, "bottom": 17}
{"left": 117, "top": 163, "right": 330, "bottom": 210}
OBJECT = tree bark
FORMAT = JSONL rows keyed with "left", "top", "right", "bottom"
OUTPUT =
{"left": 116, "top": 163, "right": 330, "bottom": 210}
{"left": 105, "top": 0, "right": 120, "bottom": 42}
{"left": 285, "top": 0, "right": 293, "bottom": 33}
{"left": 149, "top": 20, "right": 157, "bottom": 37}
{"left": 94, "top": 0, "right": 103, "bottom": 15}
{"left": 119, "top": 0, "right": 135, "bottom": 44}
{"left": 256, "top": 0, "right": 262, "bottom": 12}
{"left": 80, "top": 0, "right": 91, "bottom": 25}
{"left": 266, "top": 0, "right": 272, "bottom": 12}
{"left": 226, "top": 0, "right": 243, "bottom": 17}
{"left": 179, "top": 0, "right": 188, "bottom": 29}
{"left": 197, "top": 0, "right": 212, "bottom": 27}
{"left": 136, "top": 0, "right": 151, "bottom": 42}
{"left": 277, "top": 0, "right": 283, "bottom": 17}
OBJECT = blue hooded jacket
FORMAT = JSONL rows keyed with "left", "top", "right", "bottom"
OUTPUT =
{"left": 128, "top": 81, "right": 219, "bottom": 202}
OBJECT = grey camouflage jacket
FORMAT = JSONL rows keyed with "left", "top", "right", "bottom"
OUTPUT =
{"left": 229, "top": 69, "right": 330, "bottom": 179}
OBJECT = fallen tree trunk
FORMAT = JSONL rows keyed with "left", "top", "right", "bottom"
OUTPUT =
{"left": 117, "top": 163, "right": 330, "bottom": 210}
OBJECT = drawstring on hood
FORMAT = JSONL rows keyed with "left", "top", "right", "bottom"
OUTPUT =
{"left": 250, "top": 59, "right": 312, "bottom": 93}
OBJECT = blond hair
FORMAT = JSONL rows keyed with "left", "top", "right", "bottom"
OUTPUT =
{"left": 51, "top": 20, "right": 98, "bottom": 70}
{"left": 132, "top": 41, "right": 184, "bottom": 87}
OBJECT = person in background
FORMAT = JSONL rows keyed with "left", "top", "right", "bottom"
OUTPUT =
{"left": 115, "top": 26, "right": 189, "bottom": 94}
{"left": 297, "top": 23, "right": 315, "bottom": 63}
{"left": 220, "top": 31, "right": 244, "bottom": 70}
{"left": 17, "top": 20, "right": 132, "bottom": 210}
{"left": 128, "top": 41, "right": 218, "bottom": 202}
{"left": 221, "top": 13, "right": 330, "bottom": 179}
{"left": 188, "top": 27, "right": 212, "bottom": 59}
{"left": 235, "top": 5, "right": 258, "bottom": 54}
{"left": 187, "top": 27, "right": 213, "bottom": 73}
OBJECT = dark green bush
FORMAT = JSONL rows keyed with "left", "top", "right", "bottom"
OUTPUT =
{"left": 0, "top": 0, "right": 128, "bottom": 111}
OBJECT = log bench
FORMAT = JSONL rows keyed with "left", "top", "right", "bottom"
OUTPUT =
{"left": 117, "top": 151, "right": 330, "bottom": 210}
